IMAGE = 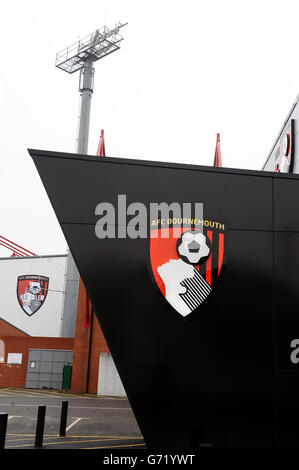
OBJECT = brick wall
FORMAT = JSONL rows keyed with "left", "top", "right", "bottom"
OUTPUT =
{"left": 86, "top": 312, "right": 109, "bottom": 395}
{"left": 0, "top": 278, "right": 110, "bottom": 393}
{"left": 71, "top": 278, "right": 109, "bottom": 394}
{"left": 0, "top": 336, "right": 74, "bottom": 388}
{"left": 0, "top": 318, "right": 28, "bottom": 336}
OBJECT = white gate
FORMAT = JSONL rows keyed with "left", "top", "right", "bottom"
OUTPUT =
{"left": 97, "top": 353, "right": 126, "bottom": 396}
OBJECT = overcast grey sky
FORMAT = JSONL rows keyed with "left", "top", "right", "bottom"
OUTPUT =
{"left": 1, "top": 0, "right": 299, "bottom": 256}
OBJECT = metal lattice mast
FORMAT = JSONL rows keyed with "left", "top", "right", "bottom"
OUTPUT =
{"left": 55, "top": 23, "right": 127, "bottom": 337}
{"left": 56, "top": 22, "right": 127, "bottom": 154}
{"left": 76, "top": 60, "right": 94, "bottom": 154}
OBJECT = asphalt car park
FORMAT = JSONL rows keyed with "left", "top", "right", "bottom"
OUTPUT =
{"left": 0, "top": 387, "right": 145, "bottom": 450}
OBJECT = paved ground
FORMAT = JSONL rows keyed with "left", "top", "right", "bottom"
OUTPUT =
{"left": 0, "top": 387, "right": 145, "bottom": 450}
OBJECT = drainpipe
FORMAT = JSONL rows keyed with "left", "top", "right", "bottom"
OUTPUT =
{"left": 86, "top": 308, "right": 94, "bottom": 393}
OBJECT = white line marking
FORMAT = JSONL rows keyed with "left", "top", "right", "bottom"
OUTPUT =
{"left": 8, "top": 416, "right": 22, "bottom": 420}
{"left": 65, "top": 417, "right": 89, "bottom": 433}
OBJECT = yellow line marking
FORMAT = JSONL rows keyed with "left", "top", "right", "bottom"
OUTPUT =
{"left": 1, "top": 390, "right": 42, "bottom": 398}
{"left": 84, "top": 394, "right": 127, "bottom": 400}
{"left": 6, "top": 438, "right": 36, "bottom": 443}
{"left": 7, "top": 434, "right": 56, "bottom": 437}
{"left": 2, "top": 388, "right": 91, "bottom": 399}
{"left": 84, "top": 443, "right": 146, "bottom": 450}
{"left": 30, "top": 389, "right": 94, "bottom": 399}
{"left": 6, "top": 436, "right": 64, "bottom": 443}
{"left": 0, "top": 388, "right": 127, "bottom": 400}
{"left": 5, "top": 437, "right": 132, "bottom": 449}
{"left": 6, "top": 433, "right": 143, "bottom": 439}
{"left": 66, "top": 435, "right": 143, "bottom": 439}
{"left": 1, "top": 389, "right": 47, "bottom": 397}
{"left": 6, "top": 436, "right": 120, "bottom": 444}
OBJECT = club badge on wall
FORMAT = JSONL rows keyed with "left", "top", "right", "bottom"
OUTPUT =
{"left": 150, "top": 221, "right": 225, "bottom": 318}
{"left": 17, "top": 275, "right": 49, "bottom": 316}
{"left": 274, "top": 119, "right": 295, "bottom": 173}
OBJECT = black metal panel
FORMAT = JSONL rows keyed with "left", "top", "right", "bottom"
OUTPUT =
{"left": 274, "top": 231, "right": 299, "bottom": 369}
{"left": 29, "top": 150, "right": 273, "bottom": 230}
{"left": 58, "top": 223, "right": 274, "bottom": 369}
{"left": 274, "top": 178, "right": 299, "bottom": 231}
{"left": 277, "top": 370, "right": 299, "bottom": 448}
{"left": 273, "top": 231, "right": 299, "bottom": 447}
{"left": 28, "top": 148, "right": 299, "bottom": 448}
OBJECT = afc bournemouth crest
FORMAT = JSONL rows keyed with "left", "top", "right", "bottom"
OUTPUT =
{"left": 150, "top": 219, "right": 225, "bottom": 318}
{"left": 17, "top": 275, "right": 49, "bottom": 316}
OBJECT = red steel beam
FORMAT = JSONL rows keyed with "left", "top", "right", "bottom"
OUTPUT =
{"left": 96, "top": 129, "right": 106, "bottom": 157}
{"left": 0, "top": 240, "right": 29, "bottom": 257}
{"left": 0, "top": 235, "right": 37, "bottom": 256}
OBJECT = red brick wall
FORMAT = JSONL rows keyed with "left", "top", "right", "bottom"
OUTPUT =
{"left": 86, "top": 312, "right": 109, "bottom": 395}
{"left": 0, "top": 336, "right": 74, "bottom": 388}
{"left": 0, "top": 278, "right": 110, "bottom": 393}
{"left": 70, "top": 279, "right": 90, "bottom": 393}
{"left": 0, "top": 318, "right": 28, "bottom": 336}
{"left": 71, "top": 279, "right": 109, "bottom": 394}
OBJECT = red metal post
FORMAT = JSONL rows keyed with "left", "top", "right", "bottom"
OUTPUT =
{"left": 96, "top": 129, "right": 106, "bottom": 157}
{"left": 0, "top": 235, "right": 37, "bottom": 257}
{"left": 213, "top": 133, "right": 222, "bottom": 167}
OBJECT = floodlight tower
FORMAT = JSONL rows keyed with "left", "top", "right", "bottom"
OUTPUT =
{"left": 56, "top": 22, "right": 127, "bottom": 154}
{"left": 55, "top": 23, "right": 127, "bottom": 338}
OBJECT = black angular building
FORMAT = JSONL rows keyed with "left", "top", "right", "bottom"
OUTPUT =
{"left": 28, "top": 144, "right": 299, "bottom": 448}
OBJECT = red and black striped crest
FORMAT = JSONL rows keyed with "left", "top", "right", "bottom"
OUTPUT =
{"left": 150, "top": 225, "right": 225, "bottom": 318}
{"left": 17, "top": 275, "right": 49, "bottom": 317}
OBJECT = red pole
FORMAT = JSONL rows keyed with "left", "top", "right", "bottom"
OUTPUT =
{"left": 84, "top": 289, "right": 91, "bottom": 328}
{"left": 0, "top": 240, "right": 29, "bottom": 257}
{"left": 213, "top": 133, "right": 222, "bottom": 167}
{"left": 0, "top": 235, "right": 36, "bottom": 256}
{"left": 96, "top": 129, "right": 106, "bottom": 157}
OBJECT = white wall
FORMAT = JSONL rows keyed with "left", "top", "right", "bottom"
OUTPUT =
{"left": 97, "top": 353, "right": 126, "bottom": 397}
{"left": 0, "top": 255, "right": 67, "bottom": 337}
{"left": 262, "top": 96, "right": 299, "bottom": 172}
